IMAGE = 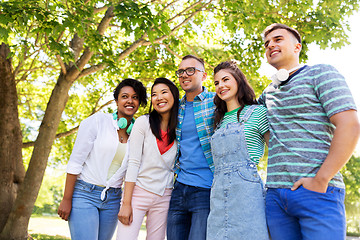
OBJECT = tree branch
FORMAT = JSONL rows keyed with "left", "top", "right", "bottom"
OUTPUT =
{"left": 56, "top": 55, "right": 67, "bottom": 75}
{"left": 69, "top": 34, "right": 85, "bottom": 62}
{"left": 67, "top": 6, "right": 114, "bottom": 80}
{"left": 22, "top": 99, "right": 114, "bottom": 148}
{"left": 162, "top": 43, "right": 182, "bottom": 59}
{"left": 94, "top": 6, "right": 108, "bottom": 14}
{"left": 165, "top": 0, "right": 203, "bottom": 24}
{"left": 158, "top": 0, "right": 179, "bottom": 16}
{"left": 117, "top": 37, "right": 146, "bottom": 61}
{"left": 142, "top": 1, "right": 211, "bottom": 46}
{"left": 77, "top": 64, "right": 106, "bottom": 79}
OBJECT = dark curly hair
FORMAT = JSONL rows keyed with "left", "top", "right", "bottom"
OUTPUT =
{"left": 113, "top": 78, "right": 147, "bottom": 106}
{"left": 213, "top": 61, "right": 257, "bottom": 128}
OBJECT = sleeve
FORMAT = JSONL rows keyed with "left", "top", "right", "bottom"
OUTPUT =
{"left": 66, "top": 114, "right": 98, "bottom": 174}
{"left": 313, "top": 64, "right": 357, "bottom": 118}
{"left": 124, "top": 115, "right": 147, "bottom": 182}
{"left": 255, "top": 105, "right": 269, "bottom": 135}
{"left": 257, "top": 92, "right": 266, "bottom": 106}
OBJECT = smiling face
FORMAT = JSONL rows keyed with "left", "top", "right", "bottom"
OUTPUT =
{"left": 151, "top": 83, "right": 175, "bottom": 117}
{"left": 115, "top": 86, "right": 140, "bottom": 119}
{"left": 177, "top": 58, "right": 206, "bottom": 100}
{"left": 264, "top": 28, "right": 302, "bottom": 70}
{"left": 214, "top": 69, "right": 239, "bottom": 106}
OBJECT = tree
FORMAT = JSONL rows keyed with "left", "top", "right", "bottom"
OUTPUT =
{"left": 0, "top": 0, "right": 359, "bottom": 239}
{"left": 342, "top": 154, "right": 360, "bottom": 233}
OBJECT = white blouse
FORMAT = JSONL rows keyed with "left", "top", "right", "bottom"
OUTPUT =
{"left": 66, "top": 113, "right": 128, "bottom": 191}
{"left": 125, "top": 115, "right": 177, "bottom": 196}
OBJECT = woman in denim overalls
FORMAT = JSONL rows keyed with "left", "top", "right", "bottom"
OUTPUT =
{"left": 207, "top": 61, "right": 270, "bottom": 240}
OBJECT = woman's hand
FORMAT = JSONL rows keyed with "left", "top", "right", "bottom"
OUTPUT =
{"left": 57, "top": 198, "right": 72, "bottom": 221}
{"left": 118, "top": 204, "right": 133, "bottom": 225}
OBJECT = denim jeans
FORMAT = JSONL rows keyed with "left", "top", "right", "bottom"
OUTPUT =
{"left": 266, "top": 186, "right": 346, "bottom": 240}
{"left": 68, "top": 179, "right": 122, "bottom": 240}
{"left": 167, "top": 181, "right": 210, "bottom": 240}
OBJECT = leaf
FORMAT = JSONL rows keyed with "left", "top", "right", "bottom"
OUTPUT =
{"left": 0, "top": 26, "right": 9, "bottom": 40}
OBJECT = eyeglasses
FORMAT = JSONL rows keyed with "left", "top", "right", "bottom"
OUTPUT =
{"left": 175, "top": 67, "right": 204, "bottom": 77}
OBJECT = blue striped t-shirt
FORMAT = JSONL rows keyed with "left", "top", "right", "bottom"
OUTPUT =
{"left": 258, "top": 64, "right": 357, "bottom": 189}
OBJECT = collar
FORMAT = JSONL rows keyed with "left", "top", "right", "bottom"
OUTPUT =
{"left": 180, "top": 86, "right": 208, "bottom": 104}
{"left": 279, "top": 65, "right": 307, "bottom": 87}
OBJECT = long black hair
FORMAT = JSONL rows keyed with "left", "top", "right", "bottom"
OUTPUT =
{"left": 213, "top": 61, "right": 257, "bottom": 128}
{"left": 149, "top": 78, "right": 179, "bottom": 144}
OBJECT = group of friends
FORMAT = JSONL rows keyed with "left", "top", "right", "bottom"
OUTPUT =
{"left": 57, "top": 23, "right": 360, "bottom": 240}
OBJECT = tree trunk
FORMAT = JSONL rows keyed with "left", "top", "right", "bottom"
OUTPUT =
{"left": 0, "top": 73, "right": 73, "bottom": 240}
{"left": 0, "top": 43, "right": 24, "bottom": 234}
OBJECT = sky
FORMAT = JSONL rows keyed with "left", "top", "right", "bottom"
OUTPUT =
{"left": 259, "top": 12, "right": 360, "bottom": 153}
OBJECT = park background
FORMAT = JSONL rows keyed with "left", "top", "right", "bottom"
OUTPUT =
{"left": 1, "top": 1, "right": 360, "bottom": 239}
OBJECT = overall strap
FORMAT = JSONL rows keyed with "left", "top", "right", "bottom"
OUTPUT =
{"left": 239, "top": 105, "right": 257, "bottom": 123}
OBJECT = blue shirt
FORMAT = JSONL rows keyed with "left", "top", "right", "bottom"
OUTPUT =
{"left": 177, "top": 101, "right": 213, "bottom": 188}
{"left": 174, "top": 87, "right": 216, "bottom": 188}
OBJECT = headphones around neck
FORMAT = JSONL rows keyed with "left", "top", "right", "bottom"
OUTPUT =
{"left": 271, "top": 65, "right": 302, "bottom": 87}
{"left": 112, "top": 111, "right": 135, "bottom": 135}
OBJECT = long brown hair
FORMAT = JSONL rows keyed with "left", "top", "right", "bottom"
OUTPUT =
{"left": 213, "top": 61, "right": 257, "bottom": 128}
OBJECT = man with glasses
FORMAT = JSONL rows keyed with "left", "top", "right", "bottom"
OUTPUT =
{"left": 167, "top": 55, "right": 216, "bottom": 240}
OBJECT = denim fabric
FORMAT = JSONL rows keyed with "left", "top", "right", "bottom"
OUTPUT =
{"left": 68, "top": 179, "right": 122, "bottom": 240}
{"left": 266, "top": 186, "right": 346, "bottom": 240}
{"left": 167, "top": 181, "right": 211, "bottom": 240}
{"left": 207, "top": 106, "right": 269, "bottom": 240}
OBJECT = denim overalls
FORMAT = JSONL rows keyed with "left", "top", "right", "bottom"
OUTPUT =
{"left": 207, "top": 105, "right": 269, "bottom": 240}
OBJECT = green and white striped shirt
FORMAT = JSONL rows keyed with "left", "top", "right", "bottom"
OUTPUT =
{"left": 258, "top": 64, "right": 357, "bottom": 189}
{"left": 219, "top": 105, "right": 269, "bottom": 164}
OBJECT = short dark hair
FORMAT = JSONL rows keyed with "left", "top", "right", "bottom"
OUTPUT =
{"left": 213, "top": 61, "right": 257, "bottom": 128}
{"left": 182, "top": 55, "right": 205, "bottom": 70}
{"left": 263, "top": 23, "right": 302, "bottom": 44}
{"left": 149, "top": 78, "right": 179, "bottom": 144}
{"left": 113, "top": 78, "right": 147, "bottom": 106}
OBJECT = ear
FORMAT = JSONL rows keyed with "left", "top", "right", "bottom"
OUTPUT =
{"left": 201, "top": 71, "right": 207, "bottom": 81}
{"left": 294, "top": 42, "right": 302, "bottom": 54}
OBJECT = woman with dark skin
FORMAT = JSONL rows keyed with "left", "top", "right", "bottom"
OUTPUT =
{"left": 58, "top": 78, "right": 147, "bottom": 240}
{"left": 117, "top": 78, "right": 179, "bottom": 240}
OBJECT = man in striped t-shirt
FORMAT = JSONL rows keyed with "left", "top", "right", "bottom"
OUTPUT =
{"left": 258, "top": 23, "right": 360, "bottom": 240}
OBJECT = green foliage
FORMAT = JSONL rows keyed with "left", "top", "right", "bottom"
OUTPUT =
{"left": 33, "top": 169, "right": 65, "bottom": 214}
{"left": 1, "top": 0, "right": 360, "bottom": 232}
{"left": 342, "top": 154, "right": 360, "bottom": 233}
{"left": 28, "top": 233, "right": 69, "bottom": 240}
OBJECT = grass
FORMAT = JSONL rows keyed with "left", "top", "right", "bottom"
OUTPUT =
{"left": 28, "top": 233, "right": 69, "bottom": 240}
{"left": 29, "top": 215, "right": 147, "bottom": 240}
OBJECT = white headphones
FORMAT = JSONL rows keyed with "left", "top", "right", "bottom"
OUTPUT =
{"left": 271, "top": 65, "right": 302, "bottom": 87}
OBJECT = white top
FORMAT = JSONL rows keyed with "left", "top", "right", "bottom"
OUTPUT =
{"left": 125, "top": 115, "right": 177, "bottom": 196}
{"left": 66, "top": 113, "right": 128, "bottom": 191}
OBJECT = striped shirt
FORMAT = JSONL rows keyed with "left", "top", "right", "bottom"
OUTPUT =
{"left": 174, "top": 87, "right": 216, "bottom": 173}
{"left": 258, "top": 64, "right": 357, "bottom": 189}
{"left": 219, "top": 105, "right": 269, "bottom": 164}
